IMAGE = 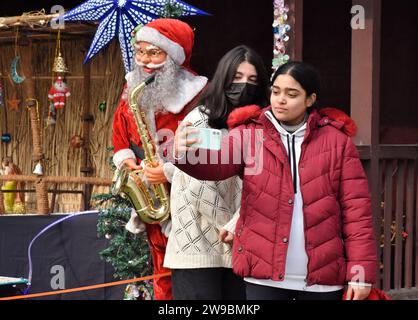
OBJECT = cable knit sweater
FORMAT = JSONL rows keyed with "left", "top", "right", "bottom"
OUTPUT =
{"left": 163, "top": 107, "right": 242, "bottom": 269}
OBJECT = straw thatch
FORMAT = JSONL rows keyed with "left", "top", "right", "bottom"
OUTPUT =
{"left": 0, "top": 28, "right": 125, "bottom": 213}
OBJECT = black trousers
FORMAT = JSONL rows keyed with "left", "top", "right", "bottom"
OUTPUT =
{"left": 246, "top": 282, "right": 344, "bottom": 300}
{"left": 172, "top": 267, "right": 246, "bottom": 300}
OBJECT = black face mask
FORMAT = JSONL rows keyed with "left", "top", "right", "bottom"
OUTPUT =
{"left": 225, "top": 82, "right": 258, "bottom": 107}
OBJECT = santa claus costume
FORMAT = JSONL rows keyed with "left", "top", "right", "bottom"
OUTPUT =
{"left": 112, "top": 19, "right": 208, "bottom": 300}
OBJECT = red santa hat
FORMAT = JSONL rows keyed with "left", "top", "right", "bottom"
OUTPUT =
{"left": 135, "top": 18, "right": 194, "bottom": 69}
{"left": 56, "top": 75, "right": 65, "bottom": 84}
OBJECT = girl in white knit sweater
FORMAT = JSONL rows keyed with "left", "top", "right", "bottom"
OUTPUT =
{"left": 164, "top": 45, "right": 269, "bottom": 300}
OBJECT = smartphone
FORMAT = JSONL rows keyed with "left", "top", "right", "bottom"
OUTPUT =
{"left": 187, "top": 127, "right": 222, "bottom": 151}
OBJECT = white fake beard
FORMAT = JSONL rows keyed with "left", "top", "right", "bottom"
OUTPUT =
{"left": 126, "top": 57, "right": 179, "bottom": 115}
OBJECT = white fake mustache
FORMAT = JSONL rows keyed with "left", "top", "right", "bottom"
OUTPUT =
{"left": 135, "top": 60, "right": 167, "bottom": 70}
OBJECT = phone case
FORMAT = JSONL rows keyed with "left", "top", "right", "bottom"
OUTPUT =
{"left": 188, "top": 127, "right": 222, "bottom": 151}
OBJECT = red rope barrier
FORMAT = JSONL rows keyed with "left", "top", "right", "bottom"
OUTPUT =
{"left": 0, "top": 272, "right": 171, "bottom": 300}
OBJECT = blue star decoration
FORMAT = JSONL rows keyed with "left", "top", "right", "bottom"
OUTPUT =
{"left": 60, "top": 0, "right": 209, "bottom": 73}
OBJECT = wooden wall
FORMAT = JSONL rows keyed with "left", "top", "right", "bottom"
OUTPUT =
{"left": 0, "top": 38, "right": 125, "bottom": 212}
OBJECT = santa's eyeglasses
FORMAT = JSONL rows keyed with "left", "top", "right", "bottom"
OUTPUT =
{"left": 135, "top": 48, "right": 165, "bottom": 58}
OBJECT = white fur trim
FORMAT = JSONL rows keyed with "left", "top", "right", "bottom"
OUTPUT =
{"left": 136, "top": 26, "right": 185, "bottom": 65}
{"left": 113, "top": 148, "right": 136, "bottom": 169}
{"left": 125, "top": 208, "right": 146, "bottom": 234}
{"left": 160, "top": 219, "right": 172, "bottom": 238}
{"left": 162, "top": 162, "right": 176, "bottom": 183}
{"left": 162, "top": 68, "right": 208, "bottom": 114}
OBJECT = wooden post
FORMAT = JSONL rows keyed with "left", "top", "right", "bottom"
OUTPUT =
{"left": 20, "top": 36, "right": 49, "bottom": 214}
{"left": 351, "top": 0, "right": 381, "bottom": 147}
{"left": 287, "top": 0, "right": 304, "bottom": 61}
{"left": 50, "top": 183, "right": 58, "bottom": 212}
{"left": 80, "top": 43, "right": 94, "bottom": 211}
{"left": 350, "top": 0, "right": 382, "bottom": 286}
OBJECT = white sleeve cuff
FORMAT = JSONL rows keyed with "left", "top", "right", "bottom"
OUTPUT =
{"left": 222, "top": 208, "right": 240, "bottom": 234}
{"left": 162, "top": 162, "right": 176, "bottom": 183}
{"left": 113, "top": 149, "right": 136, "bottom": 169}
{"left": 348, "top": 282, "right": 372, "bottom": 287}
{"left": 160, "top": 219, "right": 172, "bottom": 238}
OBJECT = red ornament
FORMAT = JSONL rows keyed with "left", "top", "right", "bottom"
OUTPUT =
{"left": 48, "top": 76, "right": 70, "bottom": 109}
{"left": 70, "top": 135, "right": 84, "bottom": 149}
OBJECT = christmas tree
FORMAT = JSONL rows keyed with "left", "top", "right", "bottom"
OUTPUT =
{"left": 93, "top": 147, "right": 153, "bottom": 300}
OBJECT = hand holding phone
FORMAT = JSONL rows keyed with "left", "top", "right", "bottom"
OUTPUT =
{"left": 187, "top": 127, "right": 222, "bottom": 151}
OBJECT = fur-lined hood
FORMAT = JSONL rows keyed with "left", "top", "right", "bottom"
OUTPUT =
{"left": 227, "top": 105, "right": 357, "bottom": 137}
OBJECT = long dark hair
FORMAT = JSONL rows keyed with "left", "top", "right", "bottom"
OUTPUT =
{"left": 198, "top": 45, "right": 270, "bottom": 129}
{"left": 271, "top": 61, "right": 321, "bottom": 110}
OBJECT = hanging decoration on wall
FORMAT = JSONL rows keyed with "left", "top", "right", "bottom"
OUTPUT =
{"left": 1, "top": 133, "right": 11, "bottom": 143}
{"left": 60, "top": 0, "right": 210, "bottom": 73}
{"left": 10, "top": 56, "right": 26, "bottom": 84}
{"left": 32, "top": 162, "right": 44, "bottom": 175}
{"left": 98, "top": 101, "right": 107, "bottom": 112}
{"left": 47, "top": 30, "right": 70, "bottom": 125}
{"left": 7, "top": 96, "right": 20, "bottom": 111}
{"left": 10, "top": 28, "right": 26, "bottom": 84}
{"left": 46, "top": 102, "right": 57, "bottom": 126}
{"left": 70, "top": 134, "right": 85, "bottom": 149}
{"left": 48, "top": 75, "right": 71, "bottom": 109}
{"left": 272, "top": 0, "right": 291, "bottom": 71}
{"left": 52, "top": 30, "right": 69, "bottom": 74}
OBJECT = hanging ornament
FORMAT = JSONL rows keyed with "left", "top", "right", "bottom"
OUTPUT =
{"left": 32, "top": 162, "right": 44, "bottom": 175}
{"left": 52, "top": 51, "right": 69, "bottom": 74}
{"left": 48, "top": 30, "right": 70, "bottom": 110}
{"left": 1, "top": 133, "right": 11, "bottom": 143}
{"left": 98, "top": 101, "right": 107, "bottom": 112}
{"left": 52, "top": 30, "right": 69, "bottom": 74}
{"left": 46, "top": 102, "right": 57, "bottom": 126}
{"left": 10, "top": 56, "right": 26, "bottom": 84}
{"left": 7, "top": 96, "right": 20, "bottom": 111}
{"left": 272, "top": 0, "right": 291, "bottom": 72}
{"left": 48, "top": 75, "right": 70, "bottom": 109}
{"left": 11, "top": 28, "right": 25, "bottom": 84}
{"left": 70, "top": 134, "right": 84, "bottom": 149}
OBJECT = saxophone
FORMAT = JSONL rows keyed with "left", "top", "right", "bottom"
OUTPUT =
{"left": 111, "top": 74, "right": 170, "bottom": 224}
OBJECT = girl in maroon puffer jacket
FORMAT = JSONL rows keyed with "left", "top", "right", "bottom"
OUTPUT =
{"left": 168, "top": 62, "right": 378, "bottom": 300}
